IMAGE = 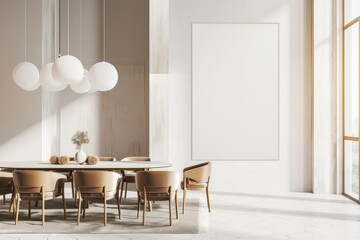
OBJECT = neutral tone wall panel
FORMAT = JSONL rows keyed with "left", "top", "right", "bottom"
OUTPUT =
{"left": 149, "top": 74, "right": 169, "bottom": 162}
{"left": 0, "top": 0, "right": 42, "bottom": 162}
{"left": 149, "top": 0, "right": 169, "bottom": 162}
{"left": 166, "top": 0, "right": 312, "bottom": 193}
{"left": 192, "top": 23, "right": 279, "bottom": 160}
{"left": 150, "top": 0, "right": 169, "bottom": 74}
{"left": 59, "top": 0, "right": 149, "bottom": 159}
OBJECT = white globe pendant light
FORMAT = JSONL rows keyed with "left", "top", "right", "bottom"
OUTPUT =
{"left": 26, "top": 81, "right": 41, "bottom": 91}
{"left": 89, "top": 61, "right": 118, "bottom": 91}
{"left": 52, "top": 55, "right": 84, "bottom": 84}
{"left": 40, "top": 63, "right": 67, "bottom": 91}
{"left": 13, "top": 62, "right": 40, "bottom": 91}
{"left": 70, "top": 69, "right": 91, "bottom": 93}
{"left": 87, "top": 88, "right": 98, "bottom": 94}
{"left": 87, "top": 0, "right": 119, "bottom": 92}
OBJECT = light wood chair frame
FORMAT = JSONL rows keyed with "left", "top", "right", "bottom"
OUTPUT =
{"left": 137, "top": 186, "right": 179, "bottom": 226}
{"left": 182, "top": 176, "right": 211, "bottom": 214}
{"left": 1, "top": 185, "right": 12, "bottom": 205}
{"left": 182, "top": 162, "right": 211, "bottom": 214}
{"left": 0, "top": 171, "right": 13, "bottom": 206}
{"left": 13, "top": 182, "right": 66, "bottom": 226}
{"left": 76, "top": 180, "right": 121, "bottom": 226}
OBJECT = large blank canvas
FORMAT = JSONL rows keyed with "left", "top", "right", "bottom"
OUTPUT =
{"left": 192, "top": 23, "right": 279, "bottom": 160}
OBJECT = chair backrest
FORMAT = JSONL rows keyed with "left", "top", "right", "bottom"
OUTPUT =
{"left": 121, "top": 156, "right": 150, "bottom": 174}
{"left": 135, "top": 171, "right": 180, "bottom": 193}
{"left": 99, "top": 157, "right": 115, "bottom": 161}
{"left": 121, "top": 156, "right": 150, "bottom": 162}
{"left": 183, "top": 162, "right": 211, "bottom": 183}
{"left": 0, "top": 171, "right": 12, "bottom": 191}
{"left": 69, "top": 156, "right": 115, "bottom": 161}
{"left": 12, "top": 170, "right": 66, "bottom": 192}
{"left": 73, "top": 170, "right": 121, "bottom": 193}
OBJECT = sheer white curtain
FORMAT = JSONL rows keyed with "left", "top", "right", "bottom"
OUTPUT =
{"left": 312, "top": 0, "right": 343, "bottom": 194}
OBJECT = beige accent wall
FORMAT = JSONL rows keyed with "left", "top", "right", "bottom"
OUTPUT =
{"left": 58, "top": 0, "right": 149, "bottom": 159}
{"left": 0, "top": 0, "right": 42, "bottom": 162}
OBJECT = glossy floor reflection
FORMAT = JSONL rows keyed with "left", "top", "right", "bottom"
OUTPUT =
{"left": 1, "top": 190, "right": 360, "bottom": 240}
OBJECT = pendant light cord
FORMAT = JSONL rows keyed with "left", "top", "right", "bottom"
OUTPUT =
{"left": 103, "top": 0, "right": 105, "bottom": 61}
{"left": 56, "top": 0, "right": 59, "bottom": 58}
{"left": 80, "top": 0, "right": 83, "bottom": 61}
{"left": 24, "top": 0, "right": 27, "bottom": 61}
{"left": 68, "top": 0, "right": 70, "bottom": 55}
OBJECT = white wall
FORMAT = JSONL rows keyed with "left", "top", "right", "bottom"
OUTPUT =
{"left": 0, "top": 0, "right": 43, "bottom": 162}
{"left": 160, "top": 0, "right": 312, "bottom": 193}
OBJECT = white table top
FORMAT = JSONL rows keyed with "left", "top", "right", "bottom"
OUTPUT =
{"left": 0, "top": 160, "right": 172, "bottom": 171}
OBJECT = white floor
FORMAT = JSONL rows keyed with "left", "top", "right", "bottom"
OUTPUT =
{"left": 1, "top": 190, "right": 360, "bottom": 240}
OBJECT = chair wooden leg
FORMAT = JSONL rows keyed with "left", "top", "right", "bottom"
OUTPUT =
{"left": 137, "top": 191, "right": 141, "bottom": 219}
{"left": 9, "top": 187, "right": 15, "bottom": 213}
{"left": 104, "top": 186, "right": 107, "bottom": 226}
{"left": 142, "top": 187, "right": 147, "bottom": 226}
{"left": 62, "top": 188, "right": 67, "bottom": 220}
{"left": 71, "top": 176, "right": 75, "bottom": 198}
{"left": 175, "top": 190, "right": 179, "bottom": 219}
{"left": 75, "top": 190, "right": 78, "bottom": 207}
{"left": 169, "top": 187, "right": 172, "bottom": 226}
{"left": 206, "top": 187, "right": 211, "bottom": 212}
{"left": 2, "top": 194, "right": 5, "bottom": 205}
{"left": 82, "top": 200, "right": 86, "bottom": 218}
{"left": 119, "top": 179, "right": 125, "bottom": 204}
{"left": 12, "top": 195, "right": 16, "bottom": 218}
{"left": 28, "top": 200, "right": 31, "bottom": 218}
{"left": 15, "top": 194, "right": 20, "bottom": 225}
{"left": 116, "top": 195, "right": 121, "bottom": 220}
{"left": 148, "top": 200, "right": 152, "bottom": 212}
{"left": 42, "top": 187, "right": 45, "bottom": 226}
{"left": 182, "top": 189, "right": 187, "bottom": 214}
{"left": 124, "top": 182, "right": 128, "bottom": 198}
{"left": 77, "top": 193, "right": 82, "bottom": 225}
{"left": 12, "top": 191, "right": 17, "bottom": 218}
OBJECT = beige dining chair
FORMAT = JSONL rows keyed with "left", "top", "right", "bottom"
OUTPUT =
{"left": 135, "top": 171, "right": 180, "bottom": 226}
{"left": 69, "top": 156, "right": 115, "bottom": 198}
{"left": 12, "top": 170, "right": 67, "bottom": 225}
{"left": 119, "top": 156, "right": 150, "bottom": 203}
{"left": 0, "top": 171, "right": 13, "bottom": 205}
{"left": 73, "top": 170, "right": 121, "bottom": 226}
{"left": 181, "top": 162, "right": 211, "bottom": 214}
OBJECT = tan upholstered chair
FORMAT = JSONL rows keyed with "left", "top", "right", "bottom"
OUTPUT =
{"left": 69, "top": 156, "right": 115, "bottom": 198}
{"left": 12, "top": 170, "right": 67, "bottom": 225}
{"left": 0, "top": 171, "right": 13, "bottom": 205}
{"left": 73, "top": 170, "right": 121, "bottom": 226}
{"left": 135, "top": 171, "right": 180, "bottom": 226}
{"left": 119, "top": 156, "right": 150, "bottom": 203}
{"left": 181, "top": 162, "right": 211, "bottom": 214}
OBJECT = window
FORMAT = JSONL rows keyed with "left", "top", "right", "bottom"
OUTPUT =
{"left": 343, "top": 0, "right": 360, "bottom": 202}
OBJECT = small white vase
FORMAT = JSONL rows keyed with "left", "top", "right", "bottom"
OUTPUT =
{"left": 75, "top": 148, "right": 87, "bottom": 164}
